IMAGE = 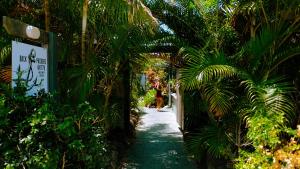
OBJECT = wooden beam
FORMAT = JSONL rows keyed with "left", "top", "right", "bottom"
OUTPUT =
{"left": 2, "top": 16, "right": 48, "bottom": 43}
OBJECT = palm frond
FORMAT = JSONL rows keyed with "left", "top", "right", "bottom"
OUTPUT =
{"left": 259, "top": 78, "right": 295, "bottom": 122}
{"left": 240, "top": 79, "right": 258, "bottom": 104}
{"left": 128, "top": 0, "right": 159, "bottom": 33}
{"left": 241, "top": 76, "right": 295, "bottom": 121}
{"left": 146, "top": 0, "right": 208, "bottom": 47}
{"left": 202, "top": 81, "right": 235, "bottom": 117}
{"left": 233, "top": 95, "right": 254, "bottom": 126}
{"left": 64, "top": 65, "right": 97, "bottom": 102}
{"left": 246, "top": 28, "right": 278, "bottom": 71}
{"left": 104, "top": 103, "right": 121, "bottom": 129}
{"left": 180, "top": 47, "right": 237, "bottom": 90}
{"left": 186, "top": 120, "right": 232, "bottom": 159}
{"left": 0, "top": 45, "right": 11, "bottom": 64}
{"left": 270, "top": 44, "right": 300, "bottom": 73}
{"left": 221, "top": 109, "right": 250, "bottom": 151}
{"left": 0, "top": 66, "right": 11, "bottom": 83}
{"left": 195, "top": 65, "right": 237, "bottom": 82}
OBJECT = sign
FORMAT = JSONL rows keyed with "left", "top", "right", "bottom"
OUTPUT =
{"left": 12, "top": 41, "right": 48, "bottom": 95}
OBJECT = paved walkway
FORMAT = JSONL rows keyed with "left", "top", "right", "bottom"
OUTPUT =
{"left": 123, "top": 107, "right": 197, "bottom": 169}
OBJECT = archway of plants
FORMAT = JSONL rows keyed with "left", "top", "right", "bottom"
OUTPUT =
{"left": 1, "top": 0, "right": 300, "bottom": 168}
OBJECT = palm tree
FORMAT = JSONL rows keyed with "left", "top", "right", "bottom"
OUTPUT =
{"left": 176, "top": 0, "right": 299, "bottom": 166}
{"left": 0, "top": 0, "right": 158, "bottom": 131}
{"left": 63, "top": 0, "right": 158, "bottom": 131}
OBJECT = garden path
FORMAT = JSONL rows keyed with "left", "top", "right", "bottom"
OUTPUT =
{"left": 123, "top": 107, "right": 197, "bottom": 169}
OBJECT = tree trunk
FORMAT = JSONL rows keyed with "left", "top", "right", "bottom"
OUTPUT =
{"left": 81, "top": 0, "right": 88, "bottom": 64}
{"left": 44, "top": 0, "right": 50, "bottom": 32}
{"left": 250, "top": 16, "right": 256, "bottom": 38}
{"left": 123, "top": 60, "right": 131, "bottom": 133}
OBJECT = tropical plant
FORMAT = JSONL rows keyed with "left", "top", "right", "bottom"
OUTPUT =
{"left": 175, "top": 0, "right": 300, "bottom": 167}
{"left": 139, "top": 89, "right": 157, "bottom": 107}
{"left": 235, "top": 125, "right": 300, "bottom": 169}
{"left": 0, "top": 1, "right": 161, "bottom": 167}
{"left": 0, "top": 82, "right": 114, "bottom": 168}
{"left": 61, "top": 0, "right": 158, "bottom": 132}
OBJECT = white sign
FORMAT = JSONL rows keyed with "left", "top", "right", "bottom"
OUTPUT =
{"left": 12, "top": 41, "right": 48, "bottom": 96}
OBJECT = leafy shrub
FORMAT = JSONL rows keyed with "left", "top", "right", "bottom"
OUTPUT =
{"left": 0, "top": 86, "right": 113, "bottom": 168}
{"left": 235, "top": 114, "right": 300, "bottom": 169}
{"left": 235, "top": 127, "right": 300, "bottom": 169}
{"left": 138, "top": 89, "right": 156, "bottom": 107}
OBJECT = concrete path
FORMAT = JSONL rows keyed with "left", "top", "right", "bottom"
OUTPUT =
{"left": 123, "top": 107, "right": 197, "bottom": 169}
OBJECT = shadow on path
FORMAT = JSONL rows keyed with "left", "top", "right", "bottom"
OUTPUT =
{"left": 123, "top": 107, "right": 196, "bottom": 169}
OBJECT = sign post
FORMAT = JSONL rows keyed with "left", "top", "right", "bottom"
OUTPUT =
{"left": 2, "top": 16, "right": 57, "bottom": 94}
{"left": 48, "top": 32, "right": 57, "bottom": 92}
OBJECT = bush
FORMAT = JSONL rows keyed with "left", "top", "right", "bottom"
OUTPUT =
{"left": 0, "top": 86, "right": 113, "bottom": 168}
{"left": 235, "top": 120, "right": 300, "bottom": 169}
{"left": 138, "top": 89, "right": 156, "bottom": 107}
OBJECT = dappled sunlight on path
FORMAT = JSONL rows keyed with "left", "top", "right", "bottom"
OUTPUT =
{"left": 123, "top": 107, "right": 197, "bottom": 169}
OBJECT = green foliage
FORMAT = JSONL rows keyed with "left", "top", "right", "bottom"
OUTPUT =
{"left": 176, "top": 1, "right": 300, "bottom": 168}
{"left": 0, "top": 0, "right": 299, "bottom": 168}
{"left": 186, "top": 120, "right": 232, "bottom": 159}
{"left": 0, "top": 85, "right": 112, "bottom": 168}
{"left": 180, "top": 48, "right": 238, "bottom": 90}
{"left": 235, "top": 127, "right": 300, "bottom": 169}
{"left": 235, "top": 150, "right": 273, "bottom": 169}
{"left": 234, "top": 78, "right": 297, "bottom": 168}
{"left": 0, "top": 45, "right": 11, "bottom": 65}
{"left": 181, "top": 42, "right": 297, "bottom": 168}
{"left": 139, "top": 89, "right": 157, "bottom": 107}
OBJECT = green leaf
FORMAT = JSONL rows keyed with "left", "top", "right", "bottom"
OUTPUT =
{"left": 57, "top": 117, "right": 76, "bottom": 137}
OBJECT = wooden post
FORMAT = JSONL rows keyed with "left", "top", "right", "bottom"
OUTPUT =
{"left": 168, "top": 65, "right": 172, "bottom": 107}
{"left": 176, "top": 69, "right": 184, "bottom": 130}
{"left": 2, "top": 16, "right": 48, "bottom": 43}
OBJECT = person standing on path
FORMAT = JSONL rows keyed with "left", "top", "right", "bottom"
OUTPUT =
{"left": 155, "top": 79, "right": 164, "bottom": 111}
